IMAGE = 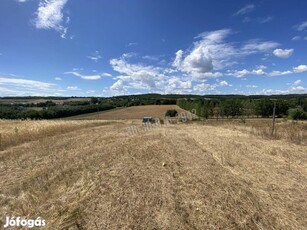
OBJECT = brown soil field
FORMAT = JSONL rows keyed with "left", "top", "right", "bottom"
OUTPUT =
{"left": 0, "top": 119, "right": 306, "bottom": 229}
{"left": 65, "top": 105, "right": 188, "bottom": 120}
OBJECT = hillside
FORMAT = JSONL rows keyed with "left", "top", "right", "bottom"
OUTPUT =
{"left": 64, "top": 105, "right": 187, "bottom": 120}
{"left": 0, "top": 120, "right": 306, "bottom": 229}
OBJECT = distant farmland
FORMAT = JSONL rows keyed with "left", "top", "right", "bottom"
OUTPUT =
{"left": 64, "top": 105, "right": 188, "bottom": 120}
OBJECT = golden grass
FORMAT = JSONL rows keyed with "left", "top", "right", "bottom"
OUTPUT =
{"left": 204, "top": 119, "right": 307, "bottom": 145}
{"left": 0, "top": 120, "right": 306, "bottom": 229}
{"left": 0, "top": 119, "right": 116, "bottom": 150}
{"left": 65, "top": 105, "right": 188, "bottom": 120}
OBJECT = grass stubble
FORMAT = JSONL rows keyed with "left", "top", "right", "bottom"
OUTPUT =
{"left": 0, "top": 118, "right": 306, "bottom": 229}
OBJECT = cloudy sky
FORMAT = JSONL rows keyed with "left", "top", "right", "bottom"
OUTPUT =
{"left": 0, "top": 0, "right": 307, "bottom": 96}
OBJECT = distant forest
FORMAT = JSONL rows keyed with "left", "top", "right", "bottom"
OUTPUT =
{"left": 0, "top": 94, "right": 306, "bottom": 120}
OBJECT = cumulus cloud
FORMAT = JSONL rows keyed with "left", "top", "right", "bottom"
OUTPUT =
{"left": 233, "top": 4, "right": 255, "bottom": 16}
{"left": 34, "top": 0, "right": 69, "bottom": 38}
{"left": 273, "top": 48, "right": 294, "bottom": 58}
{"left": 293, "top": 65, "right": 307, "bottom": 73}
{"left": 173, "top": 29, "right": 279, "bottom": 81}
{"left": 64, "top": 71, "right": 101, "bottom": 80}
{"left": 219, "top": 80, "right": 230, "bottom": 86}
{"left": 110, "top": 54, "right": 160, "bottom": 91}
{"left": 55, "top": 77, "right": 62, "bottom": 80}
{"left": 173, "top": 29, "right": 238, "bottom": 75}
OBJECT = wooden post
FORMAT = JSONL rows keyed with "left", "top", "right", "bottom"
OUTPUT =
{"left": 0, "top": 133, "right": 2, "bottom": 150}
{"left": 271, "top": 101, "right": 276, "bottom": 136}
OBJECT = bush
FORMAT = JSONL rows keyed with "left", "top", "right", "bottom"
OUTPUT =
{"left": 288, "top": 108, "right": 307, "bottom": 120}
{"left": 165, "top": 110, "right": 178, "bottom": 117}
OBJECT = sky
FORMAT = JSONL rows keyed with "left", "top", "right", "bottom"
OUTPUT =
{"left": 0, "top": 0, "right": 307, "bottom": 97}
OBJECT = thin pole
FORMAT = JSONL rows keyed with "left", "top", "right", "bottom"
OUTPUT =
{"left": 271, "top": 101, "right": 276, "bottom": 136}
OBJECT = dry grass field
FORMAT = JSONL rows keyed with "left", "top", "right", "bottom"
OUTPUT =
{"left": 0, "top": 116, "right": 306, "bottom": 229}
{"left": 65, "top": 105, "right": 188, "bottom": 120}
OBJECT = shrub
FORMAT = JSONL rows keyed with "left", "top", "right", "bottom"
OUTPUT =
{"left": 165, "top": 110, "right": 178, "bottom": 117}
{"left": 288, "top": 107, "right": 307, "bottom": 120}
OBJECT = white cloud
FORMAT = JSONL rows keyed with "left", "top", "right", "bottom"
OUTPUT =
{"left": 242, "top": 40, "right": 279, "bottom": 53}
{"left": 173, "top": 29, "right": 238, "bottom": 75}
{"left": 110, "top": 79, "right": 124, "bottom": 93}
{"left": 268, "top": 70, "right": 292, "bottom": 77}
{"left": 233, "top": 4, "right": 255, "bottom": 16}
{"left": 193, "top": 83, "right": 216, "bottom": 92}
{"left": 256, "top": 65, "right": 267, "bottom": 69}
{"left": 258, "top": 16, "right": 274, "bottom": 24}
{"left": 268, "top": 65, "right": 307, "bottom": 76}
{"left": 173, "top": 29, "right": 279, "bottom": 81}
{"left": 128, "top": 42, "right": 138, "bottom": 47}
{"left": 273, "top": 48, "right": 294, "bottom": 58}
{"left": 294, "top": 80, "right": 301, "bottom": 86}
{"left": 0, "top": 77, "right": 54, "bottom": 89}
{"left": 228, "top": 64, "right": 307, "bottom": 78}
{"left": 246, "top": 85, "right": 258, "bottom": 88}
{"left": 292, "top": 36, "right": 301, "bottom": 41}
{"left": 293, "top": 65, "right": 307, "bottom": 73}
{"left": 191, "top": 72, "right": 223, "bottom": 81}
{"left": 296, "top": 21, "right": 307, "bottom": 31}
{"left": 87, "top": 51, "right": 102, "bottom": 62}
{"left": 102, "top": 72, "right": 112, "bottom": 77}
{"left": 110, "top": 54, "right": 160, "bottom": 91}
{"left": 219, "top": 80, "right": 230, "bottom": 86}
{"left": 55, "top": 77, "right": 62, "bottom": 80}
{"left": 35, "top": 0, "right": 69, "bottom": 38}
{"left": 227, "top": 68, "right": 266, "bottom": 78}
{"left": 64, "top": 71, "right": 101, "bottom": 80}
{"left": 67, "top": 86, "right": 79, "bottom": 90}
{"left": 290, "top": 86, "right": 306, "bottom": 92}
{"left": 17, "top": 0, "right": 29, "bottom": 2}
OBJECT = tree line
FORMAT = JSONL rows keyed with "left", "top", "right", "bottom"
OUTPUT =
{"left": 0, "top": 104, "right": 115, "bottom": 120}
{"left": 177, "top": 97, "right": 307, "bottom": 120}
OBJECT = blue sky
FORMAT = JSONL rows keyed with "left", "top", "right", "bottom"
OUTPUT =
{"left": 0, "top": 0, "right": 307, "bottom": 96}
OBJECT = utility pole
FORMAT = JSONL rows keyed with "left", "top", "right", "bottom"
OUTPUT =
{"left": 96, "top": 103, "right": 99, "bottom": 119}
{"left": 271, "top": 100, "right": 276, "bottom": 136}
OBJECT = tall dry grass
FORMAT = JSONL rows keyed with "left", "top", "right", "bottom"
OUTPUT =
{"left": 204, "top": 119, "right": 307, "bottom": 145}
{"left": 0, "top": 119, "right": 113, "bottom": 150}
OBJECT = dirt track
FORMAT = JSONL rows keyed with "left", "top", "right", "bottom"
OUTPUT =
{"left": 0, "top": 121, "right": 306, "bottom": 229}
